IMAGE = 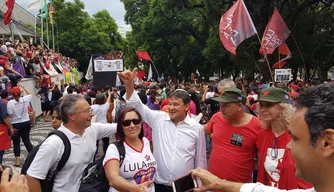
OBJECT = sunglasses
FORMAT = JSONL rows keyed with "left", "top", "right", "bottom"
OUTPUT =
{"left": 122, "top": 118, "right": 142, "bottom": 126}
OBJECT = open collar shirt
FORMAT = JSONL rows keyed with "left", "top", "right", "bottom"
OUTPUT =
{"left": 125, "top": 91, "right": 207, "bottom": 185}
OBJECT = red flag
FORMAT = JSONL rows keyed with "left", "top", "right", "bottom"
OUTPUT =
{"left": 272, "top": 43, "right": 292, "bottom": 69}
{"left": 219, "top": 0, "right": 258, "bottom": 55}
{"left": 136, "top": 51, "right": 152, "bottom": 61}
{"left": 137, "top": 70, "right": 146, "bottom": 79}
{"left": 259, "top": 8, "right": 291, "bottom": 55}
{"left": 4, "top": 0, "right": 15, "bottom": 25}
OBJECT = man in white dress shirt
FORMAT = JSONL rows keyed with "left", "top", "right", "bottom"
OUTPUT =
{"left": 118, "top": 68, "right": 207, "bottom": 192}
{"left": 26, "top": 94, "right": 118, "bottom": 192}
{"left": 190, "top": 83, "right": 334, "bottom": 192}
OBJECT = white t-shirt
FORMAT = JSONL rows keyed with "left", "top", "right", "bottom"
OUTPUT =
{"left": 91, "top": 103, "right": 110, "bottom": 123}
{"left": 103, "top": 137, "right": 157, "bottom": 192}
{"left": 7, "top": 95, "right": 32, "bottom": 124}
{"left": 27, "top": 123, "right": 117, "bottom": 192}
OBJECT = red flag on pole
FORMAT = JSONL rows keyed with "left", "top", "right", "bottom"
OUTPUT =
{"left": 219, "top": 0, "right": 258, "bottom": 55}
{"left": 4, "top": 0, "right": 15, "bottom": 25}
{"left": 272, "top": 43, "right": 292, "bottom": 69}
{"left": 136, "top": 51, "right": 152, "bottom": 61}
{"left": 259, "top": 8, "right": 291, "bottom": 55}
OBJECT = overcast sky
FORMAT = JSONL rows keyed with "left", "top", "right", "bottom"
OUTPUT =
{"left": 15, "top": 0, "right": 128, "bottom": 27}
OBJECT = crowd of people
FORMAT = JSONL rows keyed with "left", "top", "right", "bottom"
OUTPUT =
{"left": 0, "top": 38, "right": 79, "bottom": 90}
{"left": 0, "top": 65, "right": 333, "bottom": 192}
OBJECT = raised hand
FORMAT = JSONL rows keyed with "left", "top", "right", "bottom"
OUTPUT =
{"left": 117, "top": 68, "right": 138, "bottom": 86}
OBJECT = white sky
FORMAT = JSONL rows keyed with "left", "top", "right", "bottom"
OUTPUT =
{"left": 16, "top": 0, "right": 128, "bottom": 27}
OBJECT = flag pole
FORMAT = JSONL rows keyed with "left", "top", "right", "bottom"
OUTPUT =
{"left": 34, "top": 16, "right": 37, "bottom": 43}
{"left": 52, "top": 22, "right": 55, "bottom": 50}
{"left": 291, "top": 34, "right": 308, "bottom": 82}
{"left": 150, "top": 61, "right": 160, "bottom": 80}
{"left": 256, "top": 34, "right": 273, "bottom": 82}
{"left": 41, "top": 17, "right": 44, "bottom": 48}
{"left": 46, "top": 17, "right": 49, "bottom": 48}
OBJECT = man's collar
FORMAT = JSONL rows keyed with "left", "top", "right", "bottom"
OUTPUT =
{"left": 59, "top": 124, "right": 82, "bottom": 139}
{"left": 164, "top": 113, "right": 192, "bottom": 125}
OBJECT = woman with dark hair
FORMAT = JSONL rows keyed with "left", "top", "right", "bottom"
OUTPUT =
{"left": 103, "top": 107, "right": 156, "bottom": 192}
{"left": 188, "top": 89, "right": 201, "bottom": 115}
{"left": 7, "top": 83, "right": 33, "bottom": 167}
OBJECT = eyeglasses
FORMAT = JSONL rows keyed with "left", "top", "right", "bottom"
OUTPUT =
{"left": 122, "top": 118, "right": 142, "bottom": 126}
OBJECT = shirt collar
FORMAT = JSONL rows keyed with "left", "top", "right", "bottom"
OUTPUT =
{"left": 164, "top": 113, "right": 192, "bottom": 125}
{"left": 58, "top": 124, "right": 82, "bottom": 139}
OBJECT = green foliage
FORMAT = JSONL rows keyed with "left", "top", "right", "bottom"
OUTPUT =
{"left": 121, "top": 0, "right": 334, "bottom": 81}
{"left": 36, "top": 0, "right": 125, "bottom": 71}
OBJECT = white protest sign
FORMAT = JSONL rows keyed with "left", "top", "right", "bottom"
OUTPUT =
{"left": 94, "top": 59, "right": 124, "bottom": 72}
{"left": 274, "top": 69, "right": 292, "bottom": 82}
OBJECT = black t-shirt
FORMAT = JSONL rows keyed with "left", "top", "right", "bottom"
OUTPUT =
{"left": 205, "top": 97, "right": 220, "bottom": 117}
{"left": 52, "top": 89, "right": 62, "bottom": 101}
{"left": 26, "top": 63, "right": 34, "bottom": 76}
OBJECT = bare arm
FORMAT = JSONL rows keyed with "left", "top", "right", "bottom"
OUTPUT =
{"left": 26, "top": 175, "right": 41, "bottom": 192}
{"left": 18, "top": 83, "right": 31, "bottom": 95}
{"left": 104, "top": 160, "right": 153, "bottom": 192}
{"left": 3, "top": 117, "right": 14, "bottom": 136}
{"left": 202, "top": 123, "right": 212, "bottom": 135}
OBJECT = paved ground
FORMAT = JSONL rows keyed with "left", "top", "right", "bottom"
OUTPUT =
{"left": 2, "top": 120, "right": 112, "bottom": 174}
{"left": 2, "top": 121, "right": 53, "bottom": 174}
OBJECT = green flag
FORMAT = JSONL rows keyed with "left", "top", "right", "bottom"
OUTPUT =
{"left": 38, "top": 0, "right": 48, "bottom": 18}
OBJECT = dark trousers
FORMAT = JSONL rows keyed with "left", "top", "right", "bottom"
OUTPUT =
{"left": 12, "top": 121, "right": 33, "bottom": 157}
{"left": 102, "top": 137, "right": 109, "bottom": 155}
{"left": 0, "top": 150, "right": 4, "bottom": 164}
{"left": 154, "top": 183, "right": 173, "bottom": 192}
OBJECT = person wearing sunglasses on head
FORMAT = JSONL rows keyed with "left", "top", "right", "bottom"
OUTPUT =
{"left": 103, "top": 107, "right": 156, "bottom": 192}
{"left": 118, "top": 68, "right": 207, "bottom": 192}
{"left": 256, "top": 87, "right": 312, "bottom": 190}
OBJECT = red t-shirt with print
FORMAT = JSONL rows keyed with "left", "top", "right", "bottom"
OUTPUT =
{"left": 256, "top": 129, "right": 313, "bottom": 189}
{"left": 207, "top": 113, "right": 262, "bottom": 183}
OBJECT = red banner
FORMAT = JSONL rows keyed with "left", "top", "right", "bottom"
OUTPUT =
{"left": 4, "top": 0, "right": 15, "bottom": 25}
{"left": 259, "top": 8, "right": 291, "bottom": 55}
{"left": 136, "top": 51, "right": 152, "bottom": 61}
{"left": 272, "top": 43, "right": 292, "bottom": 69}
{"left": 219, "top": 0, "right": 257, "bottom": 55}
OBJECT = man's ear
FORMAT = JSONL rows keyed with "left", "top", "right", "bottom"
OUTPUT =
{"left": 322, "top": 129, "right": 334, "bottom": 158}
{"left": 68, "top": 113, "right": 75, "bottom": 121}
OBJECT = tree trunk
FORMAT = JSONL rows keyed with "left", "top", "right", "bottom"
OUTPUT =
{"left": 318, "top": 66, "right": 330, "bottom": 82}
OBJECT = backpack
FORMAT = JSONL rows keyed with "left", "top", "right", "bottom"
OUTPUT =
{"left": 79, "top": 141, "right": 125, "bottom": 192}
{"left": 21, "top": 131, "right": 71, "bottom": 192}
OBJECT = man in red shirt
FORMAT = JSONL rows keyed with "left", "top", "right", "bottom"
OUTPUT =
{"left": 205, "top": 88, "right": 262, "bottom": 184}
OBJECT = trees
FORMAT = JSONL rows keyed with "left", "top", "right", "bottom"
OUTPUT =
{"left": 121, "top": 0, "right": 334, "bottom": 81}
{"left": 47, "top": 0, "right": 124, "bottom": 71}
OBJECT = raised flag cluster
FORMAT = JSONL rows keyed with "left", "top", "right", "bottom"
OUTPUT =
{"left": 219, "top": 0, "right": 291, "bottom": 68}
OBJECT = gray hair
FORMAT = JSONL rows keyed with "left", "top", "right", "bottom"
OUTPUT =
{"left": 217, "top": 78, "right": 236, "bottom": 92}
{"left": 60, "top": 94, "right": 84, "bottom": 123}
